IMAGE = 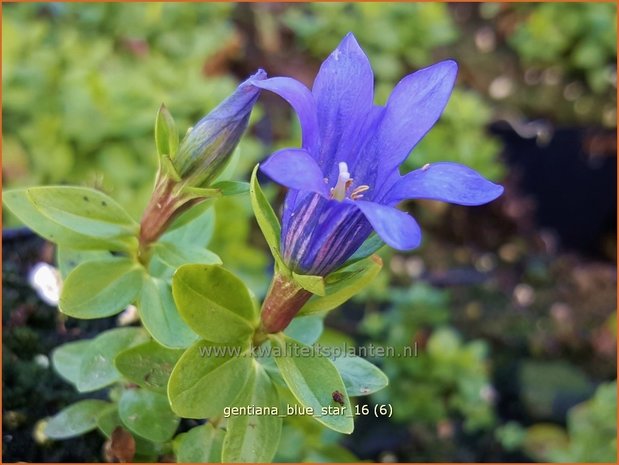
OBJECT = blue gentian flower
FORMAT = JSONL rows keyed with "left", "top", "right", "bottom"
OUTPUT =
{"left": 253, "top": 33, "right": 503, "bottom": 276}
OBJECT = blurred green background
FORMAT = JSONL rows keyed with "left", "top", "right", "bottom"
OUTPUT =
{"left": 2, "top": 2, "right": 617, "bottom": 463}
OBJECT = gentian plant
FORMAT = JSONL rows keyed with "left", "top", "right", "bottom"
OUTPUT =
{"left": 3, "top": 33, "right": 502, "bottom": 462}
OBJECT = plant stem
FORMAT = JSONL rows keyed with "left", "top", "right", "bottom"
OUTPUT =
{"left": 259, "top": 272, "right": 312, "bottom": 334}
{"left": 138, "top": 174, "right": 199, "bottom": 262}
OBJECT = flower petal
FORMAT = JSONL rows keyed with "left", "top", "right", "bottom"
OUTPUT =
{"left": 387, "top": 162, "right": 504, "bottom": 206}
{"left": 251, "top": 77, "right": 319, "bottom": 154}
{"left": 354, "top": 200, "right": 421, "bottom": 250}
{"left": 378, "top": 60, "right": 458, "bottom": 171}
{"left": 261, "top": 148, "right": 328, "bottom": 196}
{"left": 312, "top": 33, "right": 374, "bottom": 173}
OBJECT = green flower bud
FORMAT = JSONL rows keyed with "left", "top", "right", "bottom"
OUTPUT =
{"left": 173, "top": 69, "right": 267, "bottom": 187}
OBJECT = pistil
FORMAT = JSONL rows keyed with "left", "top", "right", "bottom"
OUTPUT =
{"left": 330, "top": 162, "right": 352, "bottom": 201}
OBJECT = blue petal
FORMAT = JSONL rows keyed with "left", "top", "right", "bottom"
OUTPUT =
{"left": 377, "top": 60, "right": 457, "bottom": 172}
{"left": 387, "top": 162, "right": 504, "bottom": 206}
{"left": 261, "top": 148, "right": 328, "bottom": 196}
{"left": 354, "top": 200, "right": 421, "bottom": 250}
{"left": 312, "top": 33, "right": 374, "bottom": 177}
{"left": 251, "top": 77, "right": 319, "bottom": 154}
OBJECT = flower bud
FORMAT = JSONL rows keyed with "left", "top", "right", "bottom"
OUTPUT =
{"left": 173, "top": 69, "right": 267, "bottom": 187}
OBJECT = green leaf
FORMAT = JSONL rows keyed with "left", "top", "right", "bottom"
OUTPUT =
{"left": 180, "top": 185, "right": 223, "bottom": 200}
{"left": 172, "top": 264, "right": 256, "bottom": 343}
{"left": 152, "top": 241, "right": 221, "bottom": 270}
{"left": 77, "top": 327, "right": 149, "bottom": 392}
{"left": 300, "top": 255, "right": 382, "bottom": 315}
{"left": 168, "top": 339, "right": 254, "bottom": 419}
{"left": 174, "top": 424, "right": 224, "bottom": 463}
{"left": 45, "top": 399, "right": 110, "bottom": 439}
{"left": 222, "top": 365, "right": 282, "bottom": 463}
{"left": 97, "top": 405, "right": 168, "bottom": 456}
{"left": 3, "top": 188, "right": 137, "bottom": 251}
{"left": 51, "top": 339, "right": 91, "bottom": 386}
{"left": 284, "top": 315, "right": 324, "bottom": 345}
{"left": 332, "top": 356, "right": 389, "bottom": 397}
{"left": 56, "top": 246, "right": 111, "bottom": 279}
{"left": 160, "top": 154, "right": 182, "bottom": 182}
{"left": 249, "top": 165, "right": 287, "bottom": 273}
{"left": 292, "top": 272, "right": 325, "bottom": 296}
{"left": 59, "top": 257, "right": 144, "bottom": 319}
{"left": 210, "top": 180, "right": 250, "bottom": 196}
{"left": 155, "top": 103, "right": 179, "bottom": 159}
{"left": 115, "top": 340, "right": 184, "bottom": 393}
{"left": 138, "top": 276, "right": 198, "bottom": 349}
{"left": 270, "top": 334, "right": 354, "bottom": 434}
{"left": 162, "top": 201, "right": 215, "bottom": 244}
{"left": 27, "top": 186, "right": 136, "bottom": 239}
{"left": 119, "top": 389, "right": 180, "bottom": 443}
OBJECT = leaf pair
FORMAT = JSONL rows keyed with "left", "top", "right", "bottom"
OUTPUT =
{"left": 167, "top": 264, "right": 259, "bottom": 413}
{"left": 53, "top": 200, "right": 221, "bottom": 349}
{"left": 52, "top": 327, "right": 149, "bottom": 392}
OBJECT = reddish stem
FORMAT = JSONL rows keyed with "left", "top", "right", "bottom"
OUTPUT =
{"left": 138, "top": 176, "right": 196, "bottom": 253}
{"left": 260, "top": 273, "right": 312, "bottom": 334}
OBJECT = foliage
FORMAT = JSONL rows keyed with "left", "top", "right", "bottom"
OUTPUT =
{"left": 497, "top": 381, "right": 617, "bottom": 463}
{"left": 362, "top": 284, "right": 496, "bottom": 432}
{"left": 3, "top": 2, "right": 242, "bottom": 220}
{"left": 508, "top": 3, "right": 616, "bottom": 95}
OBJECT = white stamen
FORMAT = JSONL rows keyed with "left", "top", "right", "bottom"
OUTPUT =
{"left": 422, "top": 163, "right": 431, "bottom": 171}
{"left": 331, "top": 162, "right": 351, "bottom": 201}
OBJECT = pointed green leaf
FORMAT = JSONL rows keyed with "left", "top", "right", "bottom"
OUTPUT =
{"left": 172, "top": 264, "right": 256, "bottom": 343}
{"left": 45, "top": 399, "right": 110, "bottom": 439}
{"left": 161, "top": 201, "right": 215, "bottom": 247}
{"left": 210, "top": 180, "right": 250, "bottom": 196}
{"left": 152, "top": 241, "right": 221, "bottom": 270}
{"left": 222, "top": 365, "right": 282, "bottom": 463}
{"left": 77, "top": 327, "right": 149, "bottom": 392}
{"left": 115, "top": 340, "right": 184, "bottom": 393}
{"left": 332, "top": 356, "right": 388, "bottom": 397}
{"left": 249, "top": 165, "right": 287, "bottom": 273}
{"left": 119, "top": 389, "right": 180, "bottom": 443}
{"left": 51, "top": 339, "right": 91, "bottom": 386}
{"left": 292, "top": 272, "right": 325, "bottom": 296}
{"left": 155, "top": 104, "right": 179, "bottom": 159}
{"left": 59, "top": 257, "right": 144, "bottom": 319}
{"left": 284, "top": 315, "right": 324, "bottom": 346}
{"left": 271, "top": 334, "right": 354, "bottom": 434}
{"left": 180, "top": 185, "right": 221, "bottom": 200}
{"left": 160, "top": 154, "right": 182, "bottom": 182}
{"left": 174, "top": 424, "right": 225, "bottom": 463}
{"left": 3, "top": 188, "right": 137, "bottom": 251}
{"left": 300, "top": 255, "right": 382, "bottom": 315}
{"left": 138, "top": 276, "right": 198, "bottom": 349}
{"left": 168, "top": 339, "right": 254, "bottom": 419}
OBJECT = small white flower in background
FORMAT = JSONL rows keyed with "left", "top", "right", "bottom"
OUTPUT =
{"left": 28, "top": 263, "right": 62, "bottom": 306}
{"left": 117, "top": 304, "right": 140, "bottom": 326}
{"left": 34, "top": 354, "right": 49, "bottom": 369}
